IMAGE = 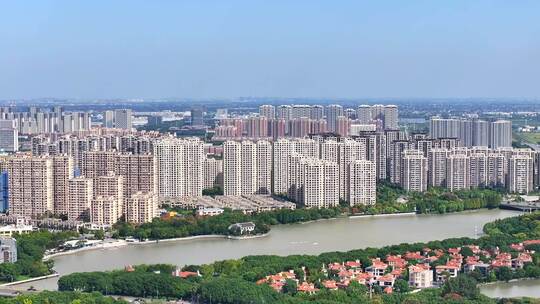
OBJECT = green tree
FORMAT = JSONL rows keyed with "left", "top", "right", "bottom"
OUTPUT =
{"left": 283, "top": 279, "right": 298, "bottom": 295}
{"left": 441, "top": 275, "right": 480, "bottom": 299}
{"left": 393, "top": 279, "right": 410, "bottom": 293}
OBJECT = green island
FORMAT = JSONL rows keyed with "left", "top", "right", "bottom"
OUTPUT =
{"left": 114, "top": 185, "right": 504, "bottom": 240}
{"left": 53, "top": 212, "right": 540, "bottom": 304}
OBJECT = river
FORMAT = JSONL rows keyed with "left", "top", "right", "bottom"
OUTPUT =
{"left": 480, "top": 279, "right": 540, "bottom": 298}
{"left": 17, "top": 209, "right": 523, "bottom": 291}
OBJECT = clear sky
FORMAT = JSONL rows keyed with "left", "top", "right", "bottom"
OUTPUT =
{"left": 1, "top": 1, "right": 539, "bottom": 100}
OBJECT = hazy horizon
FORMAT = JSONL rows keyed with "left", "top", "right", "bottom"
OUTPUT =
{"left": 1, "top": 1, "right": 539, "bottom": 100}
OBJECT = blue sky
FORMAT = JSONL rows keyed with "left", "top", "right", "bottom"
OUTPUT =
{"left": 0, "top": 1, "right": 539, "bottom": 99}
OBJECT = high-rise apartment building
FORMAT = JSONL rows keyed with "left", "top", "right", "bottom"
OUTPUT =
{"left": 446, "top": 154, "right": 471, "bottom": 191}
{"left": 272, "top": 139, "right": 294, "bottom": 195}
{"left": 430, "top": 117, "right": 512, "bottom": 149}
{"left": 52, "top": 155, "right": 74, "bottom": 216}
{"left": 223, "top": 140, "right": 272, "bottom": 195}
{"left": 190, "top": 107, "right": 204, "bottom": 126}
{"left": 259, "top": 105, "right": 276, "bottom": 120}
{"left": 348, "top": 160, "right": 376, "bottom": 206}
{"left": 125, "top": 192, "right": 157, "bottom": 224}
{"left": 154, "top": 138, "right": 203, "bottom": 198}
{"left": 469, "top": 153, "right": 488, "bottom": 188}
{"left": 114, "top": 109, "right": 133, "bottom": 130}
{"left": 296, "top": 158, "right": 339, "bottom": 208}
{"left": 0, "top": 120, "right": 18, "bottom": 152}
{"left": 428, "top": 149, "right": 449, "bottom": 187}
{"left": 104, "top": 110, "right": 115, "bottom": 128}
{"left": 116, "top": 153, "right": 156, "bottom": 199}
{"left": 67, "top": 177, "right": 93, "bottom": 220}
{"left": 401, "top": 150, "right": 428, "bottom": 192}
{"left": 390, "top": 140, "right": 411, "bottom": 184}
{"left": 246, "top": 116, "right": 269, "bottom": 138}
{"left": 91, "top": 196, "right": 120, "bottom": 226}
{"left": 357, "top": 105, "right": 399, "bottom": 130}
{"left": 487, "top": 153, "right": 506, "bottom": 187}
{"left": 203, "top": 158, "right": 223, "bottom": 190}
{"left": 490, "top": 120, "right": 512, "bottom": 149}
{"left": 472, "top": 120, "right": 490, "bottom": 147}
{"left": 325, "top": 104, "right": 344, "bottom": 133}
{"left": 508, "top": 155, "right": 533, "bottom": 194}
{"left": 103, "top": 109, "right": 133, "bottom": 129}
{"left": 94, "top": 172, "right": 124, "bottom": 212}
{"left": 8, "top": 156, "right": 54, "bottom": 217}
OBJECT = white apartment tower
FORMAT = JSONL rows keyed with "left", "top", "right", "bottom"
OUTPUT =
{"left": 401, "top": 150, "right": 428, "bottom": 192}
{"left": 202, "top": 158, "right": 223, "bottom": 190}
{"left": 508, "top": 155, "right": 533, "bottom": 194}
{"left": 297, "top": 158, "right": 339, "bottom": 208}
{"left": 0, "top": 119, "right": 18, "bottom": 152}
{"left": 348, "top": 160, "right": 376, "bottom": 206}
{"left": 114, "top": 109, "right": 133, "bottom": 130}
{"left": 428, "top": 148, "right": 449, "bottom": 187}
{"left": 154, "top": 138, "right": 203, "bottom": 198}
{"left": 223, "top": 140, "right": 272, "bottom": 196}
{"left": 446, "top": 154, "right": 471, "bottom": 191}
{"left": 469, "top": 153, "right": 488, "bottom": 188}
{"left": 490, "top": 120, "right": 512, "bottom": 149}
{"left": 357, "top": 105, "right": 399, "bottom": 130}
{"left": 272, "top": 139, "right": 294, "bottom": 195}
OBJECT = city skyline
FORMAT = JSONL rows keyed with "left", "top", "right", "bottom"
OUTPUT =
{"left": 1, "top": 1, "right": 540, "bottom": 100}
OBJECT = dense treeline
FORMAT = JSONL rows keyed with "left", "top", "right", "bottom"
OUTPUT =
{"left": 357, "top": 182, "right": 503, "bottom": 215}
{"left": 411, "top": 187, "right": 503, "bottom": 214}
{"left": 59, "top": 212, "right": 540, "bottom": 304}
{"left": 58, "top": 265, "right": 197, "bottom": 299}
{"left": 0, "top": 291, "right": 127, "bottom": 304}
{"left": 114, "top": 207, "right": 342, "bottom": 240}
{"left": 0, "top": 231, "right": 77, "bottom": 283}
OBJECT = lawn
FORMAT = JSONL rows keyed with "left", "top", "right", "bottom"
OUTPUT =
{"left": 516, "top": 132, "right": 540, "bottom": 144}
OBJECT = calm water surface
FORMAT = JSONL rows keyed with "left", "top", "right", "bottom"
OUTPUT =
{"left": 480, "top": 279, "right": 540, "bottom": 298}
{"left": 21, "top": 209, "right": 522, "bottom": 290}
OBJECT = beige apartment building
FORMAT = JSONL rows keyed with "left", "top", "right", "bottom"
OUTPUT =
{"left": 91, "top": 196, "right": 120, "bottom": 226}
{"left": 52, "top": 155, "right": 74, "bottom": 216}
{"left": 67, "top": 177, "right": 93, "bottom": 220}
{"left": 8, "top": 156, "right": 54, "bottom": 217}
{"left": 125, "top": 192, "right": 157, "bottom": 224}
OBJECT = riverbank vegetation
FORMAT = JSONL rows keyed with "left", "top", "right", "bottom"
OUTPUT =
{"left": 0, "top": 231, "right": 77, "bottom": 283}
{"left": 353, "top": 182, "right": 503, "bottom": 215}
{"left": 114, "top": 207, "right": 342, "bottom": 240}
{"left": 59, "top": 212, "right": 540, "bottom": 304}
{"left": 0, "top": 291, "right": 126, "bottom": 304}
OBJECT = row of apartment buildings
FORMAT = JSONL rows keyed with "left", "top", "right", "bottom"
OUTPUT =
{"left": 0, "top": 152, "right": 157, "bottom": 226}
{"left": 429, "top": 117, "right": 512, "bottom": 149}
{"left": 215, "top": 104, "right": 398, "bottom": 139}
